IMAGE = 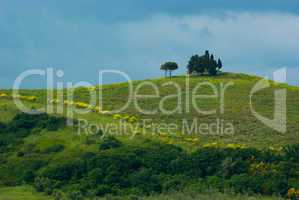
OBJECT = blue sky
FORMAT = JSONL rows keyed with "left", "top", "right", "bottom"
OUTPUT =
{"left": 1, "top": 0, "right": 299, "bottom": 88}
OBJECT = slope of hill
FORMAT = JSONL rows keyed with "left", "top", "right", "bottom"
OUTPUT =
{"left": 1, "top": 73, "right": 298, "bottom": 147}
{"left": 0, "top": 73, "right": 298, "bottom": 199}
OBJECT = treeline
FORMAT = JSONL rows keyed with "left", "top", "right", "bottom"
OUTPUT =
{"left": 28, "top": 138, "right": 299, "bottom": 199}
{"left": 160, "top": 50, "right": 223, "bottom": 78}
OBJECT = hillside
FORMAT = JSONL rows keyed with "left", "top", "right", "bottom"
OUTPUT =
{"left": 0, "top": 73, "right": 298, "bottom": 199}
{"left": 1, "top": 73, "right": 298, "bottom": 147}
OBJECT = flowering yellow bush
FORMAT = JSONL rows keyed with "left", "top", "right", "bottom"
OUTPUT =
{"left": 92, "top": 106, "right": 101, "bottom": 113}
{"left": 63, "top": 100, "right": 74, "bottom": 106}
{"left": 24, "top": 96, "right": 37, "bottom": 101}
{"left": 128, "top": 116, "right": 138, "bottom": 123}
{"left": 249, "top": 162, "right": 279, "bottom": 176}
{"left": 12, "top": 95, "right": 37, "bottom": 102}
{"left": 122, "top": 114, "right": 130, "bottom": 120}
{"left": 203, "top": 142, "right": 219, "bottom": 148}
{"left": 167, "top": 140, "right": 173, "bottom": 145}
{"left": 287, "top": 188, "right": 299, "bottom": 199}
{"left": 113, "top": 114, "right": 122, "bottom": 120}
{"left": 48, "top": 99, "right": 60, "bottom": 104}
{"left": 226, "top": 143, "right": 246, "bottom": 149}
{"left": 192, "top": 138, "right": 200, "bottom": 145}
{"left": 159, "top": 132, "right": 168, "bottom": 137}
{"left": 74, "top": 102, "right": 89, "bottom": 109}
{"left": 0, "top": 93, "right": 8, "bottom": 98}
{"left": 112, "top": 114, "right": 139, "bottom": 123}
{"left": 268, "top": 146, "right": 283, "bottom": 153}
{"left": 88, "top": 86, "right": 96, "bottom": 91}
{"left": 48, "top": 99, "right": 109, "bottom": 114}
{"left": 250, "top": 162, "right": 268, "bottom": 176}
{"left": 202, "top": 143, "right": 246, "bottom": 149}
{"left": 184, "top": 138, "right": 193, "bottom": 142}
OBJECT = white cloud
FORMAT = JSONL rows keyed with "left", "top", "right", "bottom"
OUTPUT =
{"left": 116, "top": 12, "right": 299, "bottom": 84}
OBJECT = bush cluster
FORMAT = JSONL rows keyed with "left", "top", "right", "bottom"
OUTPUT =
{"left": 30, "top": 141, "right": 299, "bottom": 198}
{"left": 0, "top": 112, "right": 66, "bottom": 152}
{"left": 0, "top": 113, "right": 298, "bottom": 198}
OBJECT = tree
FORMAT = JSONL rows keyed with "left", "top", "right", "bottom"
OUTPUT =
{"left": 187, "top": 55, "right": 198, "bottom": 74}
{"left": 217, "top": 58, "right": 222, "bottom": 71}
{"left": 160, "top": 64, "right": 168, "bottom": 78}
{"left": 187, "top": 50, "right": 223, "bottom": 76}
{"left": 205, "top": 50, "right": 210, "bottom": 58}
{"left": 208, "top": 54, "right": 218, "bottom": 76}
{"left": 187, "top": 55, "right": 205, "bottom": 75}
{"left": 161, "top": 62, "right": 178, "bottom": 78}
{"left": 210, "top": 54, "right": 214, "bottom": 63}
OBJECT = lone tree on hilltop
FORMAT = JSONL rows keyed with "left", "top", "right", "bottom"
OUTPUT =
{"left": 161, "top": 61, "right": 178, "bottom": 79}
{"left": 187, "top": 50, "right": 223, "bottom": 76}
{"left": 160, "top": 63, "right": 168, "bottom": 78}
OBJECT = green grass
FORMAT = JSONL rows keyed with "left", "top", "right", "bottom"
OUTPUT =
{"left": 0, "top": 186, "right": 52, "bottom": 200}
{"left": 0, "top": 186, "right": 282, "bottom": 200}
{"left": 136, "top": 193, "right": 283, "bottom": 200}
{"left": 1, "top": 72, "right": 298, "bottom": 149}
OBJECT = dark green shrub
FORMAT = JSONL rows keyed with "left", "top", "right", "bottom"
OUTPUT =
{"left": 127, "top": 168, "right": 161, "bottom": 194}
{"left": 96, "top": 185, "right": 112, "bottom": 196}
{"left": 8, "top": 112, "right": 66, "bottom": 133}
{"left": 87, "top": 168, "right": 104, "bottom": 185}
{"left": 206, "top": 176, "right": 224, "bottom": 191}
{"left": 0, "top": 122, "right": 6, "bottom": 133}
{"left": 188, "top": 148, "right": 225, "bottom": 177}
{"left": 45, "top": 116, "right": 66, "bottom": 131}
{"left": 23, "top": 170, "right": 35, "bottom": 183}
{"left": 68, "top": 190, "right": 83, "bottom": 200}
{"left": 41, "top": 159, "right": 86, "bottom": 181}
{"left": 53, "top": 190, "right": 65, "bottom": 200}
{"left": 261, "top": 176, "right": 288, "bottom": 195}
{"left": 34, "top": 176, "right": 54, "bottom": 194}
{"left": 161, "top": 175, "right": 189, "bottom": 192}
{"left": 284, "top": 144, "right": 299, "bottom": 162}
{"left": 228, "top": 174, "right": 265, "bottom": 194}
{"left": 42, "top": 144, "right": 64, "bottom": 154}
{"left": 99, "top": 136, "right": 122, "bottom": 150}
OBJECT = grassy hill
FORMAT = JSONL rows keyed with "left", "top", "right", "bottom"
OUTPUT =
{"left": 0, "top": 73, "right": 298, "bottom": 199}
{"left": 1, "top": 73, "right": 298, "bottom": 148}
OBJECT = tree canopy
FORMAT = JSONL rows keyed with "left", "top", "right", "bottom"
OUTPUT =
{"left": 160, "top": 62, "right": 178, "bottom": 78}
{"left": 187, "top": 50, "right": 222, "bottom": 76}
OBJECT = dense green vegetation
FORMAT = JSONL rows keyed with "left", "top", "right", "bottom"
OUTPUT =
{"left": 0, "top": 112, "right": 298, "bottom": 199}
{"left": 0, "top": 73, "right": 298, "bottom": 199}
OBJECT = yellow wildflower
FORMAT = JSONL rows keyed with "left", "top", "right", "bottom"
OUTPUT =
{"left": 113, "top": 114, "right": 122, "bottom": 120}
{"left": 128, "top": 116, "right": 138, "bottom": 123}
{"left": 0, "top": 93, "right": 8, "bottom": 98}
